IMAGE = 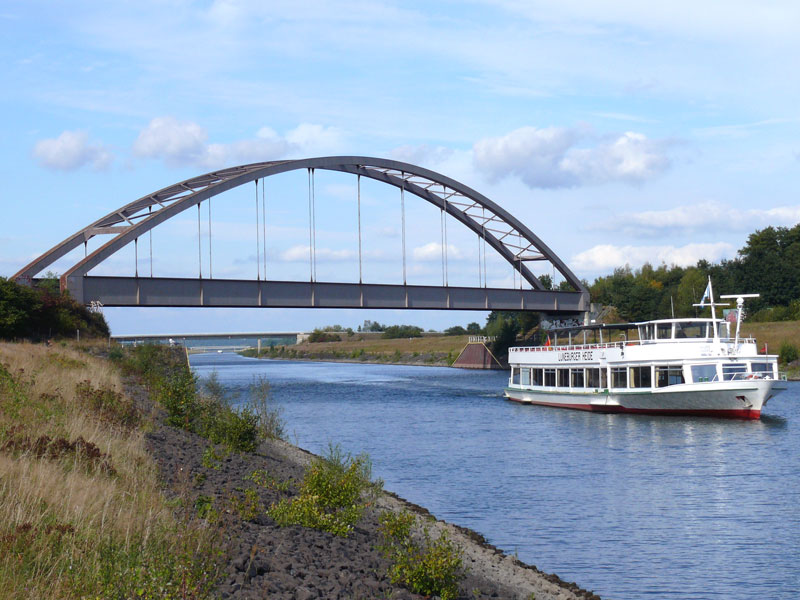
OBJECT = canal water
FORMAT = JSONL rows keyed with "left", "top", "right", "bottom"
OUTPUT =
{"left": 190, "top": 353, "right": 800, "bottom": 600}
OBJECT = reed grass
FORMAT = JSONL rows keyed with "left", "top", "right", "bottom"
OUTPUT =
{"left": 0, "top": 342, "right": 222, "bottom": 599}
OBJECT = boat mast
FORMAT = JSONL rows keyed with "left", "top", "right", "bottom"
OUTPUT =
{"left": 693, "top": 276, "right": 728, "bottom": 342}
{"left": 720, "top": 293, "right": 759, "bottom": 349}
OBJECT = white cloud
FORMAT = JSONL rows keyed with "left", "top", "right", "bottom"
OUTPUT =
{"left": 132, "top": 117, "right": 343, "bottom": 169}
{"left": 285, "top": 123, "right": 345, "bottom": 155}
{"left": 593, "top": 201, "right": 800, "bottom": 236}
{"left": 390, "top": 144, "right": 455, "bottom": 168}
{"left": 412, "top": 242, "right": 464, "bottom": 261}
{"left": 571, "top": 242, "right": 735, "bottom": 273}
{"left": 279, "top": 245, "right": 356, "bottom": 262}
{"left": 33, "top": 130, "right": 112, "bottom": 171}
{"left": 473, "top": 126, "right": 670, "bottom": 188}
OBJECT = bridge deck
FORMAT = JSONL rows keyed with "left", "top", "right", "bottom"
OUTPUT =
{"left": 73, "top": 276, "right": 588, "bottom": 314}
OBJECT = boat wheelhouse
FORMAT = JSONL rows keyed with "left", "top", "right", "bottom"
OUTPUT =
{"left": 505, "top": 290, "right": 787, "bottom": 419}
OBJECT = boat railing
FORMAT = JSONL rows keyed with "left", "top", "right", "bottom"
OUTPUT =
{"left": 699, "top": 369, "right": 782, "bottom": 384}
{"left": 512, "top": 337, "right": 757, "bottom": 353}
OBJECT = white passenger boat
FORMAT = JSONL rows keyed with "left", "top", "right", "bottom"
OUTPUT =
{"left": 505, "top": 284, "right": 788, "bottom": 419}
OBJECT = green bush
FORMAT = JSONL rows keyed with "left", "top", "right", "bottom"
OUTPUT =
{"left": 158, "top": 370, "right": 202, "bottom": 430}
{"left": 378, "top": 511, "right": 464, "bottom": 600}
{"left": 269, "top": 444, "right": 381, "bottom": 536}
{"left": 243, "top": 375, "right": 285, "bottom": 441}
{"left": 75, "top": 380, "right": 140, "bottom": 428}
{"left": 382, "top": 325, "right": 423, "bottom": 339}
{"left": 0, "top": 276, "right": 109, "bottom": 340}
{"left": 779, "top": 341, "right": 799, "bottom": 365}
{"left": 123, "top": 346, "right": 262, "bottom": 452}
{"left": 308, "top": 329, "right": 341, "bottom": 343}
{"left": 444, "top": 325, "right": 467, "bottom": 336}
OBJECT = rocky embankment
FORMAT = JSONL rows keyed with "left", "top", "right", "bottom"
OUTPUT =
{"left": 131, "top": 381, "right": 600, "bottom": 600}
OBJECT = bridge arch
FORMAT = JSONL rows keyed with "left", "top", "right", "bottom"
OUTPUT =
{"left": 14, "top": 156, "right": 588, "bottom": 314}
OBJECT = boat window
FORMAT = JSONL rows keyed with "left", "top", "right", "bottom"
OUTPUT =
{"left": 674, "top": 322, "right": 708, "bottom": 339}
{"left": 557, "top": 368, "right": 569, "bottom": 387}
{"left": 570, "top": 368, "right": 584, "bottom": 388}
{"left": 638, "top": 325, "right": 655, "bottom": 340}
{"left": 750, "top": 362, "right": 773, "bottom": 377}
{"left": 690, "top": 364, "right": 717, "bottom": 383}
{"left": 657, "top": 323, "right": 672, "bottom": 339}
{"left": 656, "top": 366, "right": 684, "bottom": 387}
{"left": 520, "top": 368, "right": 531, "bottom": 386}
{"left": 611, "top": 367, "right": 627, "bottom": 388}
{"left": 586, "top": 368, "right": 601, "bottom": 388}
{"left": 511, "top": 367, "right": 520, "bottom": 385}
{"left": 544, "top": 369, "right": 556, "bottom": 386}
{"left": 532, "top": 368, "right": 544, "bottom": 386}
{"left": 629, "top": 366, "right": 652, "bottom": 388}
{"left": 722, "top": 363, "right": 747, "bottom": 381}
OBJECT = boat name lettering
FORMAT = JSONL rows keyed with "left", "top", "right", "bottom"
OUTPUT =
{"left": 558, "top": 350, "right": 594, "bottom": 362}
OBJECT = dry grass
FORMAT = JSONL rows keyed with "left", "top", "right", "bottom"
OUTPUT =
{"left": 741, "top": 321, "right": 800, "bottom": 353}
{"left": 295, "top": 334, "right": 470, "bottom": 355}
{"left": 0, "top": 341, "right": 220, "bottom": 599}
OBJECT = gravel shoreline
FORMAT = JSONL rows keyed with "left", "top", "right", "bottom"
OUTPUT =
{"left": 132, "top": 381, "right": 601, "bottom": 600}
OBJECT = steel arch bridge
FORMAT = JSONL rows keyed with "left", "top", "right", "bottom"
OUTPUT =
{"left": 14, "top": 156, "right": 589, "bottom": 314}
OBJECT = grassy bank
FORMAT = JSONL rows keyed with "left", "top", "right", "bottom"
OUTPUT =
{"left": 0, "top": 341, "right": 224, "bottom": 599}
{"left": 741, "top": 320, "right": 800, "bottom": 378}
{"left": 243, "top": 333, "right": 472, "bottom": 366}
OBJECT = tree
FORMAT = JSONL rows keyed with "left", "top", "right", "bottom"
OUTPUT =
{"left": 382, "top": 325, "right": 423, "bottom": 339}
{"left": 444, "top": 325, "right": 467, "bottom": 336}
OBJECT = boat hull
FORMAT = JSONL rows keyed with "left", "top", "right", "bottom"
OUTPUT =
{"left": 504, "top": 379, "right": 777, "bottom": 419}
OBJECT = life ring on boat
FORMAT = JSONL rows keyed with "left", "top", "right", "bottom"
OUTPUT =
{"left": 745, "top": 374, "right": 761, "bottom": 380}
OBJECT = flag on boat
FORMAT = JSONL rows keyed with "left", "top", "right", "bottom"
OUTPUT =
{"left": 545, "top": 335, "right": 551, "bottom": 347}
{"left": 699, "top": 279, "right": 712, "bottom": 308}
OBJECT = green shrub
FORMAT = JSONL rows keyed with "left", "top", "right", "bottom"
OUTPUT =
{"left": 201, "top": 445, "right": 226, "bottom": 470}
{"left": 243, "top": 375, "right": 285, "bottom": 441}
{"left": 308, "top": 329, "right": 341, "bottom": 343}
{"left": 378, "top": 511, "right": 464, "bottom": 600}
{"left": 200, "top": 406, "right": 259, "bottom": 452}
{"left": 229, "top": 488, "right": 262, "bottom": 521}
{"left": 158, "top": 370, "right": 201, "bottom": 429}
{"left": 382, "top": 325, "right": 423, "bottom": 339}
{"left": 779, "top": 341, "right": 799, "bottom": 365}
{"left": 444, "top": 325, "right": 467, "bottom": 336}
{"left": 245, "top": 469, "right": 293, "bottom": 492}
{"left": 194, "top": 495, "right": 219, "bottom": 523}
{"left": 378, "top": 512, "right": 463, "bottom": 599}
{"left": 75, "top": 380, "right": 139, "bottom": 428}
{"left": 268, "top": 444, "right": 381, "bottom": 536}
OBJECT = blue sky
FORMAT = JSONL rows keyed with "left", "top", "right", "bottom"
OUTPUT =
{"left": 2, "top": 1, "right": 800, "bottom": 334}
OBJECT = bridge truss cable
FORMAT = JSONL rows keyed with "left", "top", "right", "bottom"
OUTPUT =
{"left": 439, "top": 191, "right": 450, "bottom": 287}
{"left": 312, "top": 169, "right": 317, "bottom": 282}
{"left": 197, "top": 202, "right": 202, "bottom": 279}
{"left": 255, "top": 180, "right": 260, "bottom": 280}
{"left": 149, "top": 206, "right": 153, "bottom": 278}
{"left": 261, "top": 177, "right": 267, "bottom": 280}
{"left": 357, "top": 173, "right": 363, "bottom": 284}
{"left": 401, "top": 173, "right": 407, "bottom": 286}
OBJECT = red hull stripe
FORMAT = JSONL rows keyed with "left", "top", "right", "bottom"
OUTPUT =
{"left": 504, "top": 396, "right": 761, "bottom": 420}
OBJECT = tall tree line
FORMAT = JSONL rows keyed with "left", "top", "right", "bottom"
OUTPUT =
{"left": 589, "top": 224, "right": 800, "bottom": 322}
